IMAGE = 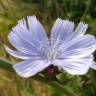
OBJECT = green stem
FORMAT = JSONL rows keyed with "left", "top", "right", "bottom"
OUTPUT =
{"left": 80, "top": 0, "right": 92, "bottom": 20}
{"left": 33, "top": 75, "right": 76, "bottom": 96}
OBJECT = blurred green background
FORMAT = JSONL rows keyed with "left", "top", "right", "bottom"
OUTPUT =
{"left": 0, "top": 0, "right": 96, "bottom": 96}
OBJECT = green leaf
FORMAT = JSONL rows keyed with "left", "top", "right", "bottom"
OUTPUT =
{"left": 33, "top": 76, "right": 77, "bottom": 96}
{"left": 0, "top": 58, "right": 14, "bottom": 72}
{"left": 48, "top": 81, "right": 77, "bottom": 96}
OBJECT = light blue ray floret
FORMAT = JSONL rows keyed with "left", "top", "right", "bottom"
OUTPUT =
{"left": 5, "top": 16, "right": 96, "bottom": 78}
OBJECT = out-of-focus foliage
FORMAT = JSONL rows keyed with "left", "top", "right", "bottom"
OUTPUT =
{"left": 0, "top": 0, "right": 96, "bottom": 96}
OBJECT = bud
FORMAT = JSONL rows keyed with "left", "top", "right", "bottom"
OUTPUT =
{"left": 47, "top": 65, "right": 56, "bottom": 78}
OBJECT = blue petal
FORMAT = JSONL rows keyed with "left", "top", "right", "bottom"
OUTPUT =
{"left": 27, "top": 16, "right": 48, "bottom": 44}
{"left": 8, "top": 16, "right": 48, "bottom": 55}
{"left": 58, "top": 35, "right": 96, "bottom": 58}
{"left": 91, "top": 62, "right": 96, "bottom": 70}
{"left": 53, "top": 55, "right": 93, "bottom": 75}
{"left": 51, "top": 19, "right": 74, "bottom": 47}
{"left": 13, "top": 60, "right": 50, "bottom": 78}
{"left": 51, "top": 20, "right": 88, "bottom": 46}
{"left": 66, "top": 22, "right": 88, "bottom": 41}
{"left": 5, "top": 45, "right": 43, "bottom": 60}
{"left": 8, "top": 21, "right": 39, "bottom": 54}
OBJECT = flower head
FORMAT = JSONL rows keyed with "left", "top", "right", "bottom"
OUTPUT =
{"left": 5, "top": 16, "right": 96, "bottom": 78}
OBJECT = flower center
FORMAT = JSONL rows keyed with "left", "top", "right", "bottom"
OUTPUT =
{"left": 47, "top": 50, "right": 57, "bottom": 61}
{"left": 39, "top": 40, "right": 58, "bottom": 61}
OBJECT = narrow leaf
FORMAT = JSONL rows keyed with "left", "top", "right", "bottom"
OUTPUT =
{"left": 0, "top": 58, "right": 14, "bottom": 72}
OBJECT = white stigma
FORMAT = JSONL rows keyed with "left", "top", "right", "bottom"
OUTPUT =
{"left": 39, "top": 40, "right": 58, "bottom": 61}
{"left": 46, "top": 49, "right": 57, "bottom": 61}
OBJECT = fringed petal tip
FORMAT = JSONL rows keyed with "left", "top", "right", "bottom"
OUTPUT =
{"left": 91, "top": 62, "right": 96, "bottom": 70}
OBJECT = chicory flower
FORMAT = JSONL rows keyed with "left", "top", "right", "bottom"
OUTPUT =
{"left": 5, "top": 16, "right": 96, "bottom": 78}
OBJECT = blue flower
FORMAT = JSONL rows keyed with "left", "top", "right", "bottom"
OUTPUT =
{"left": 5, "top": 16, "right": 96, "bottom": 78}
